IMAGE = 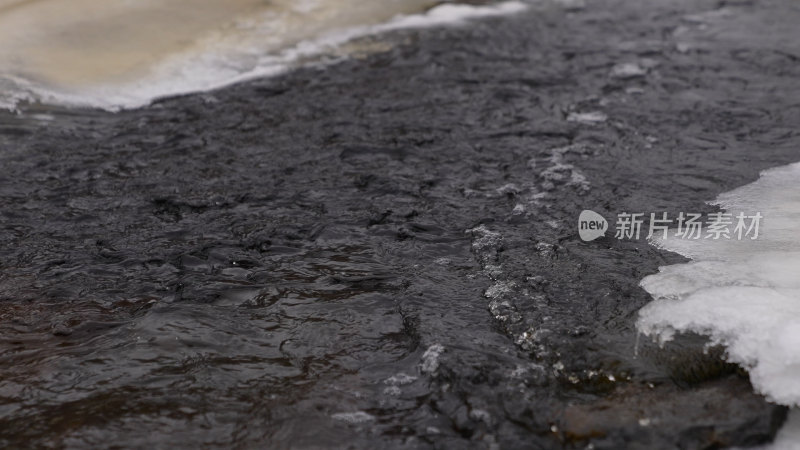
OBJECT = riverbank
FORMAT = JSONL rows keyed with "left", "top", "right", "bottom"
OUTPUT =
{"left": 1, "top": 0, "right": 799, "bottom": 448}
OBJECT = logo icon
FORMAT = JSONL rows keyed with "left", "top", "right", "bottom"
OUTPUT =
{"left": 578, "top": 210, "right": 608, "bottom": 242}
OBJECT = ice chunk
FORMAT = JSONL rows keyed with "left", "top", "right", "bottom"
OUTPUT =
{"left": 637, "top": 162, "right": 800, "bottom": 406}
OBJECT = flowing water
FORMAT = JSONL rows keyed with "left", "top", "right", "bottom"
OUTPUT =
{"left": 1, "top": 0, "right": 797, "bottom": 447}
{"left": 0, "top": 0, "right": 525, "bottom": 110}
{"left": 0, "top": 2, "right": 548, "bottom": 447}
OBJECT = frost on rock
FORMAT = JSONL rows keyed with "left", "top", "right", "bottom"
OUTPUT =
{"left": 382, "top": 386, "right": 402, "bottom": 396}
{"left": 566, "top": 111, "right": 608, "bottom": 125}
{"left": 486, "top": 281, "right": 522, "bottom": 324}
{"left": 610, "top": 62, "right": 647, "bottom": 79}
{"left": 536, "top": 144, "right": 592, "bottom": 192}
{"left": 466, "top": 225, "right": 504, "bottom": 265}
{"left": 467, "top": 225, "right": 502, "bottom": 252}
{"left": 420, "top": 344, "right": 445, "bottom": 374}
{"left": 489, "top": 298, "right": 522, "bottom": 324}
{"left": 495, "top": 183, "right": 522, "bottom": 196}
{"left": 485, "top": 281, "right": 516, "bottom": 299}
{"left": 515, "top": 327, "right": 549, "bottom": 353}
{"left": 384, "top": 373, "right": 417, "bottom": 386}
{"left": 331, "top": 411, "right": 376, "bottom": 423}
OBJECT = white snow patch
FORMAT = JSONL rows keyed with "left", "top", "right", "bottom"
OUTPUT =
{"left": 637, "top": 162, "right": 800, "bottom": 406}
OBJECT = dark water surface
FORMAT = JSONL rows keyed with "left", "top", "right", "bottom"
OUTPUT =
{"left": 2, "top": 0, "right": 800, "bottom": 448}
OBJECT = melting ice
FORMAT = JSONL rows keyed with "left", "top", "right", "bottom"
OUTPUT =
{"left": 637, "top": 162, "right": 800, "bottom": 404}
{"left": 636, "top": 162, "right": 800, "bottom": 445}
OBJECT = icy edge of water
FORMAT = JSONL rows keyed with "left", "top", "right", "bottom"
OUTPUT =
{"left": 0, "top": 1, "right": 528, "bottom": 113}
